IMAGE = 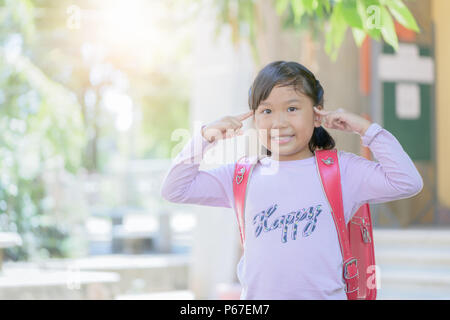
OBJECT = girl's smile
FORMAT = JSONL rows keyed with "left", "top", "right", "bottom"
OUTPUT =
{"left": 271, "top": 134, "right": 295, "bottom": 145}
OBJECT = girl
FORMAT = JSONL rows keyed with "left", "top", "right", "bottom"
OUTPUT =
{"left": 160, "top": 61, "right": 423, "bottom": 300}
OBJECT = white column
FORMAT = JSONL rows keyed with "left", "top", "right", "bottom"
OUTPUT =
{"left": 188, "top": 3, "right": 254, "bottom": 299}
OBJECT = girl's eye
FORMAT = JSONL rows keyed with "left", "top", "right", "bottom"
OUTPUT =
{"left": 261, "top": 107, "right": 298, "bottom": 114}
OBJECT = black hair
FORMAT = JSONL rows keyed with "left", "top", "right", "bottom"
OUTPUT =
{"left": 248, "top": 61, "right": 335, "bottom": 156}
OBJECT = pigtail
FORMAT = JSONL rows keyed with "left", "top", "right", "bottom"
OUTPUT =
{"left": 309, "top": 126, "right": 335, "bottom": 153}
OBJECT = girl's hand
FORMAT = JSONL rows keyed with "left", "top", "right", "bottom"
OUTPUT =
{"left": 313, "top": 106, "right": 372, "bottom": 136}
{"left": 202, "top": 111, "right": 253, "bottom": 143}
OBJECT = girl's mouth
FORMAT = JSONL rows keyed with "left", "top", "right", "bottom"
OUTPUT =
{"left": 271, "top": 135, "right": 295, "bottom": 145}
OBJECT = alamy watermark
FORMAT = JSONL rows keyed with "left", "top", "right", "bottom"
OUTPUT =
{"left": 170, "top": 121, "right": 286, "bottom": 175}
{"left": 366, "top": 5, "right": 382, "bottom": 30}
{"left": 66, "top": 5, "right": 82, "bottom": 30}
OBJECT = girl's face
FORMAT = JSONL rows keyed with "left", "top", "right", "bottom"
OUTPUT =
{"left": 253, "top": 85, "right": 323, "bottom": 161}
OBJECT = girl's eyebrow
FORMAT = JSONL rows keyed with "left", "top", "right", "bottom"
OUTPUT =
{"left": 283, "top": 98, "right": 302, "bottom": 104}
{"left": 260, "top": 98, "right": 302, "bottom": 106}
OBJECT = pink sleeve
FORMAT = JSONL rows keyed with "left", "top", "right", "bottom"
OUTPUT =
{"left": 160, "top": 126, "right": 235, "bottom": 209}
{"left": 339, "top": 123, "right": 424, "bottom": 221}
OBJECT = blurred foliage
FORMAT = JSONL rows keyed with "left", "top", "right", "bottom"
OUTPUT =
{"left": 0, "top": 0, "right": 85, "bottom": 260}
{"left": 137, "top": 79, "right": 190, "bottom": 159}
{"left": 0, "top": 0, "right": 194, "bottom": 261}
{"left": 212, "top": 0, "right": 420, "bottom": 62}
{"left": 27, "top": 0, "right": 193, "bottom": 164}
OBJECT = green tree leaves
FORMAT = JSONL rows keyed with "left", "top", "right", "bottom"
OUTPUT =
{"left": 379, "top": 4, "right": 398, "bottom": 51}
{"left": 385, "top": 0, "right": 420, "bottom": 32}
{"left": 213, "top": 0, "right": 420, "bottom": 62}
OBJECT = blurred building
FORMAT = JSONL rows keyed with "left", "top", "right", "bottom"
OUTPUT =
{"left": 432, "top": 0, "right": 450, "bottom": 224}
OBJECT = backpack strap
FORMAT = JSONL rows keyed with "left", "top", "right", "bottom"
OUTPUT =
{"left": 232, "top": 156, "right": 258, "bottom": 248}
{"left": 314, "top": 149, "right": 359, "bottom": 300}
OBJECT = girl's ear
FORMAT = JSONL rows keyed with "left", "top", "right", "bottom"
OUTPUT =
{"left": 313, "top": 105, "right": 323, "bottom": 128}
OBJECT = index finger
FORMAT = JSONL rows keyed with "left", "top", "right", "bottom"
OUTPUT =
{"left": 235, "top": 110, "right": 254, "bottom": 121}
{"left": 313, "top": 106, "right": 331, "bottom": 115}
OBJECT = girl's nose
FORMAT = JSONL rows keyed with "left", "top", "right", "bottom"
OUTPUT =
{"left": 271, "top": 113, "right": 289, "bottom": 129}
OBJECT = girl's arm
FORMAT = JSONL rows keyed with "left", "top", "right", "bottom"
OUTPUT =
{"left": 161, "top": 111, "right": 252, "bottom": 208}
{"left": 160, "top": 125, "right": 235, "bottom": 208}
{"left": 339, "top": 122, "right": 424, "bottom": 216}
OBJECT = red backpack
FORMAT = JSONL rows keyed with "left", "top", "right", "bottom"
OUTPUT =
{"left": 232, "top": 149, "right": 377, "bottom": 300}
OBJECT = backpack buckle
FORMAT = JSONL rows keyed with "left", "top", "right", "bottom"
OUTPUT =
{"left": 345, "top": 282, "right": 359, "bottom": 294}
{"left": 343, "top": 258, "right": 358, "bottom": 280}
{"left": 343, "top": 258, "right": 359, "bottom": 295}
{"left": 351, "top": 217, "right": 372, "bottom": 244}
{"left": 362, "top": 226, "right": 371, "bottom": 244}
